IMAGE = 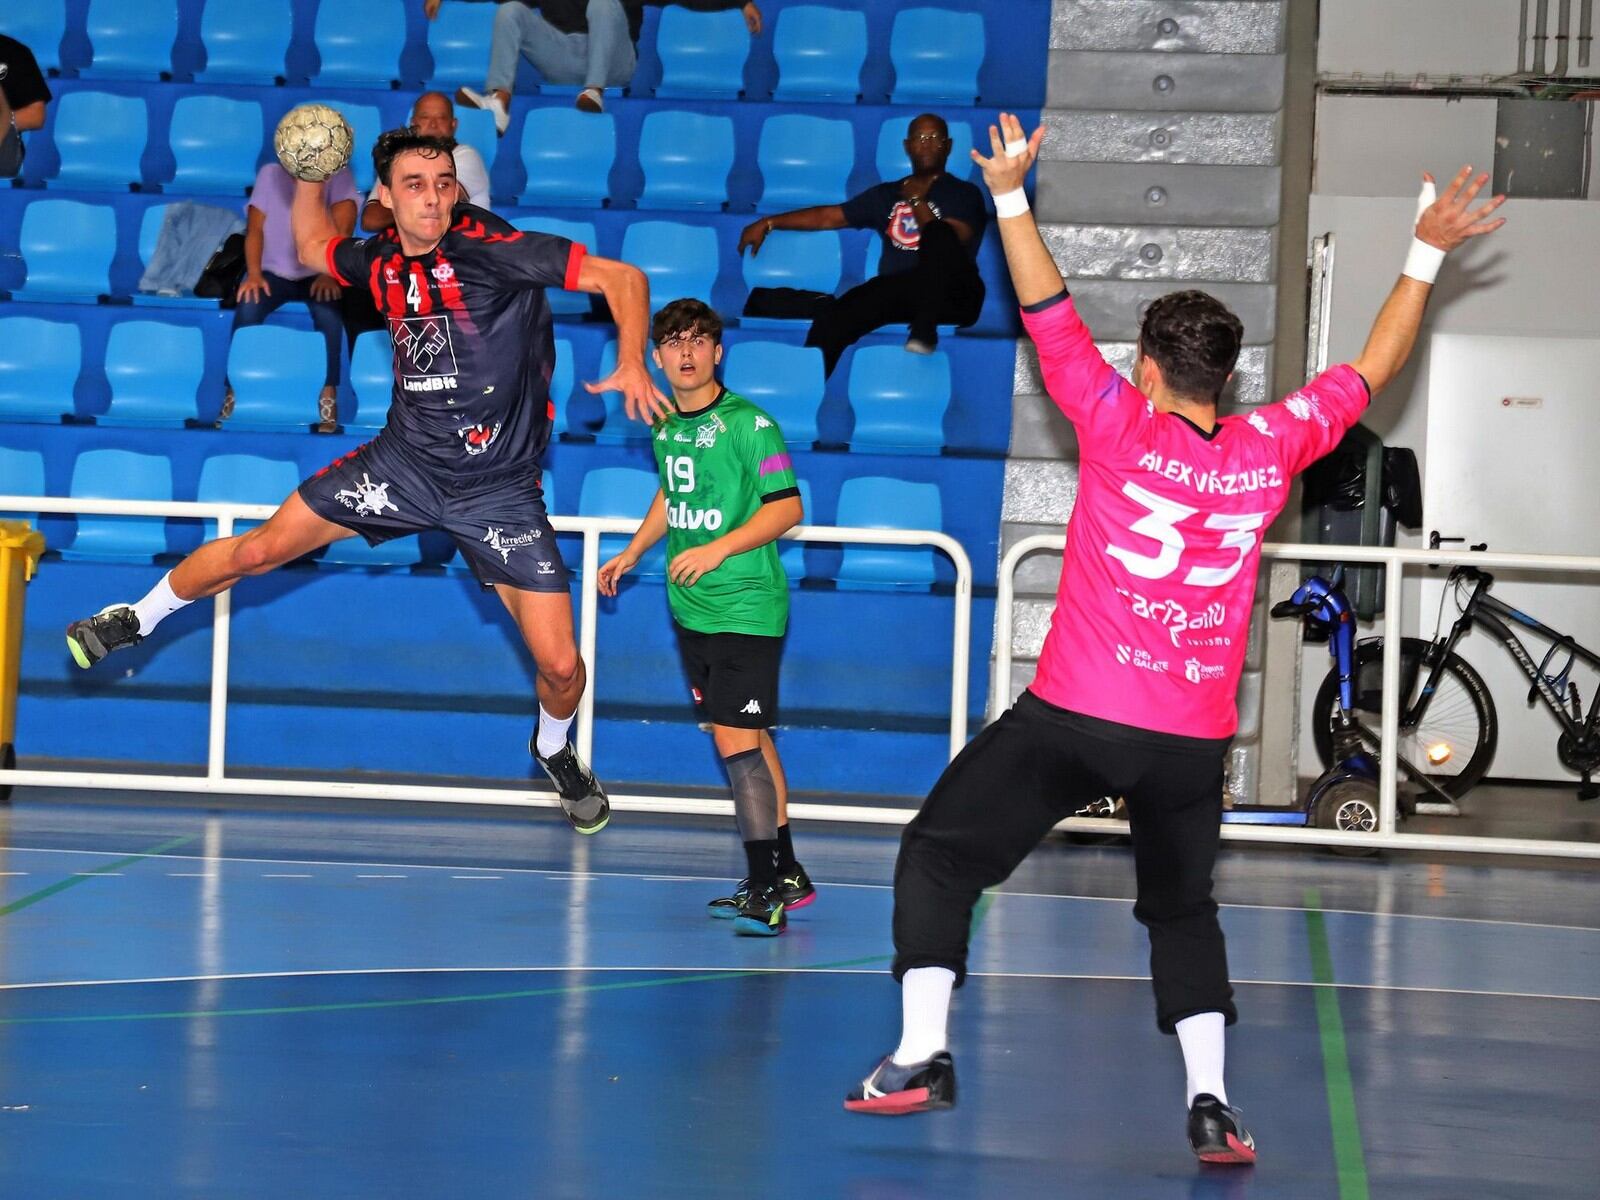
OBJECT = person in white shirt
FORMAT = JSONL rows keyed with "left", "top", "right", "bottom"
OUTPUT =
{"left": 361, "top": 91, "right": 490, "bottom": 231}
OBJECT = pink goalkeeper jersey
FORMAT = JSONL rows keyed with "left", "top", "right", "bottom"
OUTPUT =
{"left": 1024, "top": 294, "right": 1370, "bottom": 738}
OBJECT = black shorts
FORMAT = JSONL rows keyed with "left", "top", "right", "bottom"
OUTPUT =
{"left": 298, "top": 433, "right": 569, "bottom": 592}
{"left": 674, "top": 624, "right": 783, "bottom": 729}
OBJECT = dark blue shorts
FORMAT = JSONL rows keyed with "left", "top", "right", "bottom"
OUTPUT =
{"left": 298, "top": 434, "right": 569, "bottom": 592}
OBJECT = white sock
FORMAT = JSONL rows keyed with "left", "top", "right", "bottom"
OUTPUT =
{"left": 1175, "top": 1011, "right": 1227, "bottom": 1108}
{"left": 892, "top": 966, "right": 955, "bottom": 1065}
{"left": 130, "top": 572, "right": 192, "bottom": 636}
{"left": 535, "top": 705, "right": 575, "bottom": 758}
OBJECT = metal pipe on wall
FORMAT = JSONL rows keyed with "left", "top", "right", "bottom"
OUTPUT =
{"left": 1556, "top": 0, "right": 1573, "bottom": 75}
{"left": 1580, "top": 0, "right": 1594, "bottom": 67}
{"left": 1534, "top": 0, "right": 1551, "bottom": 73}
{"left": 1519, "top": 0, "right": 1531, "bottom": 72}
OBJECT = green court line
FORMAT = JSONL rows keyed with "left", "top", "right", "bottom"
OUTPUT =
{"left": 0, "top": 953, "right": 895, "bottom": 1026}
{"left": 1304, "top": 888, "right": 1371, "bottom": 1200}
{"left": 0, "top": 835, "right": 198, "bottom": 918}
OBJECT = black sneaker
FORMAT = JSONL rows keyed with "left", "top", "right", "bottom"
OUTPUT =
{"left": 844, "top": 1052, "right": 956, "bottom": 1115}
{"left": 732, "top": 882, "right": 785, "bottom": 937}
{"left": 530, "top": 722, "right": 610, "bottom": 835}
{"left": 775, "top": 862, "right": 815, "bottom": 911}
{"left": 1187, "top": 1094, "right": 1256, "bottom": 1164}
{"left": 66, "top": 605, "right": 143, "bottom": 669}
{"left": 707, "top": 878, "right": 752, "bottom": 920}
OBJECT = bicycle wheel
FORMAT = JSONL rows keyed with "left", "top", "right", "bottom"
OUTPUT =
{"left": 1311, "top": 637, "right": 1497, "bottom": 798}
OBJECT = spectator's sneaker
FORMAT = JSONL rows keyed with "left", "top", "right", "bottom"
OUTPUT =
{"left": 775, "top": 862, "right": 816, "bottom": 911}
{"left": 732, "top": 883, "right": 785, "bottom": 937}
{"left": 455, "top": 86, "right": 510, "bottom": 136}
{"left": 904, "top": 329, "right": 938, "bottom": 356}
{"left": 576, "top": 88, "right": 604, "bottom": 114}
{"left": 66, "top": 605, "right": 143, "bottom": 669}
{"left": 707, "top": 878, "right": 752, "bottom": 919}
{"left": 530, "top": 723, "right": 610, "bottom": 835}
{"left": 1187, "top": 1094, "right": 1257, "bottom": 1165}
{"left": 844, "top": 1052, "right": 956, "bottom": 1115}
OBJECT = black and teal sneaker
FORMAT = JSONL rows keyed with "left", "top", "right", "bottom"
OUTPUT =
{"left": 732, "top": 883, "right": 785, "bottom": 937}
{"left": 66, "top": 605, "right": 142, "bottom": 669}
{"left": 530, "top": 721, "right": 610, "bottom": 835}
{"left": 1187, "top": 1094, "right": 1257, "bottom": 1164}
{"left": 707, "top": 878, "right": 752, "bottom": 920}
{"left": 844, "top": 1052, "right": 957, "bottom": 1115}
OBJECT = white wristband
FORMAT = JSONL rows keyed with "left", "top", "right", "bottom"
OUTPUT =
{"left": 1403, "top": 176, "right": 1444, "bottom": 283}
{"left": 1004, "top": 137, "right": 1028, "bottom": 159}
{"left": 993, "top": 188, "right": 1029, "bottom": 219}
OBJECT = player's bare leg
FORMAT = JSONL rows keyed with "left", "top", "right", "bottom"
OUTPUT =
{"left": 496, "top": 584, "right": 610, "bottom": 834}
{"left": 67, "top": 492, "right": 351, "bottom": 668}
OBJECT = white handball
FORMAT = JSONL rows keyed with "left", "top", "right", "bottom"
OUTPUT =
{"left": 273, "top": 104, "right": 355, "bottom": 183}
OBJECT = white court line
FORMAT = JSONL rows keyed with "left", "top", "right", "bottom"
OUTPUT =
{"left": 450, "top": 876, "right": 502, "bottom": 881}
{"left": 6, "top": 846, "right": 1599, "bottom": 935}
{"left": 0, "top": 872, "right": 29, "bottom": 876}
{"left": 165, "top": 873, "right": 208, "bottom": 878}
{"left": 355, "top": 874, "right": 407, "bottom": 879}
{"left": 0, "top": 965, "right": 1593, "bottom": 1006}
{"left": 262, "top": 874, "right": 312, "bottom": 879}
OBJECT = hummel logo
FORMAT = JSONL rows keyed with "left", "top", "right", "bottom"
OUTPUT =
{"left": 740, "top": 699, "right": 763, "bottom": 715}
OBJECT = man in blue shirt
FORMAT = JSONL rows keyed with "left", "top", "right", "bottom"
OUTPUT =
{"left": 738, "top": 113, "right": 988, "bottom": 375}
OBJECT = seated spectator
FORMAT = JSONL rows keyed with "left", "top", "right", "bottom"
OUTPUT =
{"left": 445, "top": 0, "right": 762, "bottom": 123}
{"left": 0, "top": 34, "right": 51, "bottom": 178}
{"left": 738, "top": 114, "right": 988, "bottom": 376}
{"left": 224, "top": 162, "right": 358, "bottom": 433}
{"left": 361, "top": 91, "right": 490, "bottom": 231}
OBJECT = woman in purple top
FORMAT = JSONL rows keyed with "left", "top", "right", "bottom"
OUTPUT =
{"left": 225, "top": 162, "right": 359, "bottom": 432}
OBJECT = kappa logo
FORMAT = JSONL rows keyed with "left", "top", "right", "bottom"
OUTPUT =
{"left": 752, "top": 415, "right": 773, "bottom": 431}
{"left": 481, "top": 525, "right": 543, "bottom": 562}
{"left": 334, "top": 473, "right": 399, "bottom": 517}
{"left": 656, "top": 429, "right": 669, "bottom": 442}
{"left": 740, "top": 699, "right": 763, "bottom": 715}
{"left": 1247, "top": 411, "right": 1274, "bottom": 438}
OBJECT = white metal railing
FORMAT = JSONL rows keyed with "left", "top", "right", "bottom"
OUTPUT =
{"left": 996, "top": 534, "right": 1600, "bottom": 860}
{"left": 0, "top": 494, "right": 972, "bottom": 822}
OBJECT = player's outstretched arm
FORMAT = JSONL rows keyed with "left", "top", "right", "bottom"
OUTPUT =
{"left": 575, "top": 255, "right": 672, "bottom": 423}
{"left": 292, "top": 178, "right": 340, "bottom": 275}
{"left": 668, "top": 495, "right": 802, "bottom": 588}
{"left": 971, "top": 113, "right": 1057, "bottom": 306}
{"left": 1350, "top": 166, "right": 1506, "bottom": 396}
{"left": 597, "top": 490, "right": 668, "bottom": 598}
{"left": 736, "top": 205, "right": 848, "bottom": 257}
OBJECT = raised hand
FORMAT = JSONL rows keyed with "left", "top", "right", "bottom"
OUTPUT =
{"left": 1416, "top": 166, "right": 1507, "bottom": 252}
{"left": 970, "top": 111, "right": 1044, "bottom": 199}
{"left": 584, "top": 356, "right": 671, "bottom": 424}
{"left": 736, "top": 218, "right": 770, "bottom": 257}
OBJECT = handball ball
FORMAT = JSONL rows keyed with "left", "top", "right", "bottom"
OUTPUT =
{"left": 274, "top": 104, "right": 354, "bottom": 182}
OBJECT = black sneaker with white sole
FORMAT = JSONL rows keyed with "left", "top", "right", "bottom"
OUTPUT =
{"left": 66, "top": 605, "right": 143, "bottom": 669}
{"left": 530, "top": 723, "right": 610, "bottom": 835}
{"left": 1187, "top": 1094, "right": 1257, "bottom": 1164}
{"left": 844, "top": 1052, "right": 956, "bottom": 1115}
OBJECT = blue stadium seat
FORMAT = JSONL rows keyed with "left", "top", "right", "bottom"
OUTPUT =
{"left": 223, "top": 326, "right": 328, "bottom": 432}
{"left": 8, "top": 1, "right": 67, "bottom": 73}
{"left": 15, "top": 200, "right": 116, "bottom": 302}
{"left": 320, "top": 532, "right": 424, "bottom": 569}
{"left": 519, "top": 107, "right": 615, "bottom": 207}
{"left": 578, "top": 466, "right": 664, "bottom": 573}
{"left": 847, "top": 346, "right": 950, "bottom": 454}
{"left": 654, "top": 6, "right": 751, "bottom": 99}
{"left": 592, "top": 340, "right": 671, "bottom": 442}
{"left": 890, "top": 7, "right": 986, "bottom": 105}
{"left": 778, "top": 477, "right": 812, "bottom": 582}
{"left": 170, "top": 95, "right": 262, "bottom": 194}
{"left": 0, "top": 317, "right": 78, "bottom": 423}
{"left": 133, "top": 203, "right": 222, "bottom": 308}
{"left": 509, "top": 215, "right": 595, "bottom": 316}
{"left": 348, "top": 331, "right": 393, "bottom": 433}
{"left": 327, "top": 101, "right": 383, "bottom": 192}
{"left": 876, "top": 117, "right": 975, "bottom": 182}
{"left": 834, "top": 476, "right": 941, "bottom": 590}
{"left": 549, "top": 338, "right": 575, "bottom": 436}
{"left": 314, "top": 0, "right": 406, "bottom": 86}
{"left": 49, "top": 91, "right": 148, "bottom": 189}
{"left": 757, "top": 114, "right": 854, "bottom": 211}
{"left": 722, "top": 342, "right": 823, "bottom": 445}
{"left": 772, "top": 5, "right": 867, "bottom": 102}
{"left": 61, "top": 449, "right": 172, "bottom": 563}
{"left": 83, "top": 0, "right": 177, "bottom": 78}
{"left": 426, "top": 1, "right": 497, "bottom": 86}
{"left": 197, "top": 0, "right": 292, "bottom": 84}
{"left": 637, "top": 110, "right": 735, "bottom": 211}
{"left": 100, "top": 321, "right": 204, "bottom": 428}
{"left": 620, "top": 221, "right": 720, "bottom": 313}
{"left": 739, "top": 229, "right": 841, "bottom": 328}
{"left": 197, "top": 454, "right": 300, "bottom": 537}
{"left": 453, "top": 107, "right": 498, "bottom": 176}
{"left": 0, "top": 448, "right": 47, "bottom": 528}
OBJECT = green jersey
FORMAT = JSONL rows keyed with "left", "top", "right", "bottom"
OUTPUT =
{"left": 651, "top": 389, "right": 799, "bottom": 637}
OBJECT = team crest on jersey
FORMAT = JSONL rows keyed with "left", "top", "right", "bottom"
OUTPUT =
{"left": 695, "top": 422, "right": 720, "bottom": 448}
{"left": 334, "top": 472, "right": 399, "bottom": 517}
{"left": 457, "top": 420, "right": 502, "bottom": 455}
{"left": 431, "top": 261, "right": 456, "bottom": 283}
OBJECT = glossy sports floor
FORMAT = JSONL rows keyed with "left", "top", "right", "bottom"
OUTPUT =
{"left": 0, "top": 789, "right": 1596, "bottom": 1199}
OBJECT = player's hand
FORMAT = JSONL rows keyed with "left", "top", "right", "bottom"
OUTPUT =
{"left": 237, "top": 272, "right": 271, "bottom": 303}
{"left": 971, "top": 112, "right": 1044, "bottom": 199}
{"left": 423, "top": 0, "right": 442, "bottom": 18}
{"left": 585, "top": 356, "right": 671, "bottom": 423}
{"left": 1415, "top": 166, "right": 1507, "bottom": 252}
{"left": 669, "top": 543, "right": 727, "bottom": 588}
{"left": 309, "top": 272, "right": 341, "bottom": 302}
{"left": 742, "top": 2, "right": 762, "bottom": 35}
{"left": 899, "top": 176, "right": 929, "bottom": 205}
{"left": 597, "top": 551, "right": 638, "bottom": 597}
{"left": 737, "top": 219, "right": 771, "bottom": 257}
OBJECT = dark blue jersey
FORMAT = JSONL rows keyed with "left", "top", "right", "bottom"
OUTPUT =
{"left": 326, "top": 204, "right": 583, "bottom": 477}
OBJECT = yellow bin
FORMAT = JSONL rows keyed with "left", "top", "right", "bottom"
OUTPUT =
{"left": 0, "top": 520, "right": 47, "bottom": 792}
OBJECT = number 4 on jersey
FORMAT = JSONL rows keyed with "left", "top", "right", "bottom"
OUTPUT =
{"left": 1106, "top": 480, "right": 1265, "bottom": 588}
